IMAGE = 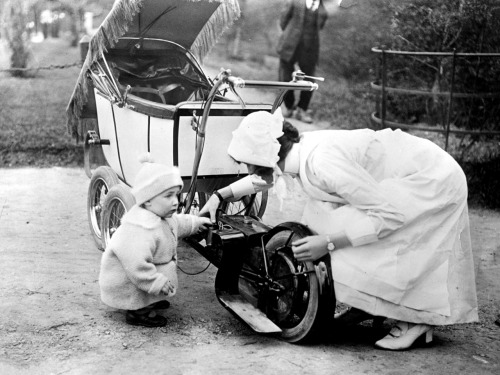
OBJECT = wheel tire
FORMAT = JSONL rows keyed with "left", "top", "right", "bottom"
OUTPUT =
{"left": 100, "top": 184, "right": 136, "bottom": 250}
{"left": 87, "top": 166, "right": 120, "bottom": 250}
{"left": 260, "top": 229, "right": 324, "bottom": 343}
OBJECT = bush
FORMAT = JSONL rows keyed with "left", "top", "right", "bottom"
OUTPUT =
{"left": 463, "top": 157, "right": 500, "bottom": 208}
{"left": 319, "top": 1, "right": 392, "bottom": 81}
{"left": 379, "top": 0, "right": 500, "bottom": 208}
{"left": 382, "top": 0, "right": 500, "bottom": 133}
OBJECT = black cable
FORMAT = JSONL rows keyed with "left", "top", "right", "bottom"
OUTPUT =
{"left": 177, "top": 261, "right": 211, "bottom": 276}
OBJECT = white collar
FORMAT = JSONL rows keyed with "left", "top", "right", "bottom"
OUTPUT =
{"left": 306, "top": 0, "right": 319, "bottom": 11}
{"left": 122, "top": 205, "right": 163, "bottom": 229}
{"left": 283, "top": 143, "right": 300, "bottom": 175}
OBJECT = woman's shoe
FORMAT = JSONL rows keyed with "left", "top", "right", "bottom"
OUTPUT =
{"left": 126, "top": 311, "right": 167, "bottom": 327}
{"left": 374, "top": 321, "right": 433, "bottom": 351}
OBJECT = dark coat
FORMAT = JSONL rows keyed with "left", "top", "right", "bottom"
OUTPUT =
{"left": 276, "top": 0, "right": 328, "bottom": 63}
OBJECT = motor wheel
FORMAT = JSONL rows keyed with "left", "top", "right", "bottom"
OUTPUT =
{"left": 258, "top": 228, "right": 331, "bottom": 343}
{"left": 87, "top": 166, "right": 120, "bottom": 250}
{"left": 100, "top": 184, "right": 136, "bottom": 249}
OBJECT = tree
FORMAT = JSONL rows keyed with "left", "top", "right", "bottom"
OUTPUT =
{"left": 0, "top": 0, "right": 115, "bottom": 76}
{"left": 0, "top": 0, "right": 36, "bottom": 77}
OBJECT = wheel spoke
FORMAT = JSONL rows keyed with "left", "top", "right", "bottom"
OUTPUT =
{"left": 243, "top": 228, "right": 326, "bottom": 342}
{"left": 284, "top": 232, "right": 294, "bottom": 248}
{"left": 273, "top": 269, "right": 315, "bottom": 281}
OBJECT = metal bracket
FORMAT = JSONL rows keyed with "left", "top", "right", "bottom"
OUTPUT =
{"left": 87, "top": 130, "right": 100, "bottom": 145}
{"left": 86, "top": 130, "right": 110, "bottom": 145}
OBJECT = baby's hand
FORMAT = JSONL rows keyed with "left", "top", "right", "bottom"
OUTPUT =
{"left": 196, "top": 217, "right": 213, "bottom": 233}
{"left": 162, "top": 280, "right": 174, "bottom": 295}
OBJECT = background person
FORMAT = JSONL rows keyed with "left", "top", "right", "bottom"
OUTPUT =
{"left": 199, "top": 110, "right": 479, "bottom": 350}
{"left": 99, "top": 155, "right": 211, "bottom": 327}
{"left": 277, "top": 0, "right": 328, "bottom": 123}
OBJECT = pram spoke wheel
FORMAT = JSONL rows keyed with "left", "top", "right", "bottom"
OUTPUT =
{"left": 87, "top": 166, "right": 120, "bottom": 250}
{"left": 101, "top": 184, "right": 136, "bottom": 249}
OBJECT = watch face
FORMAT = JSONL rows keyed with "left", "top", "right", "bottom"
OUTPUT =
{"left": 327, "top": 242, "right": 335, "bottom": 251}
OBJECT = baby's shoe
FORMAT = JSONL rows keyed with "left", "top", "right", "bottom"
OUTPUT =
{"left": 149, "top": 300, "right": 171, "bottom": 310}
{"left": 126, "top": 310, "right": 167, "bottom": 327}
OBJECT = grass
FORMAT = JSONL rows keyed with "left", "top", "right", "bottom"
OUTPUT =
{"left": 0, "top": 37, "right": 83, "bottom": 167}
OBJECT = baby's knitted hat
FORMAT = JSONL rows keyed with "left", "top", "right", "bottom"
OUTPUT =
{"left": 132, "top": 154, "right": 183, "bottom": 205}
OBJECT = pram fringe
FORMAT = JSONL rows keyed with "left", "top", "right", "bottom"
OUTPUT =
{"left": 66, "top": 0, "right": 240, "bottom": 142}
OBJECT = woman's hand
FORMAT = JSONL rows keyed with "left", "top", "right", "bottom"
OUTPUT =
{"left": 198, "top": 194, "right": 221, "bottom": 223}
{"left": 291, "top": 235, "right": 329, "bottom": 262}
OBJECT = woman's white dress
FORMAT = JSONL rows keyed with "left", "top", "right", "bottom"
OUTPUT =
{"left": 296, "top": 128, "right": 478, "bottom": 325}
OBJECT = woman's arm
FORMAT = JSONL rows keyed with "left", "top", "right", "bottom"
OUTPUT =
{"left": 307, "top": 146, "right": 406, "bottom": 246}
{"left": 291, "top": 230, "right": 352, "bottom": 262}
{"left": 198, "top": 174, "right": 273, "bottom": 222}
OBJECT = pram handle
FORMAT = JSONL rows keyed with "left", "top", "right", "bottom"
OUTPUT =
{"left": 183, "top": 69, "right": 323, "bottom": 213}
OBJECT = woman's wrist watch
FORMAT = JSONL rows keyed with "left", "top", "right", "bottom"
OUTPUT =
{"left": 326, "top": 235, "right": 335, "bottom": 251}
{"left": 213, "top": 191, "right": 223, "bottom": 202}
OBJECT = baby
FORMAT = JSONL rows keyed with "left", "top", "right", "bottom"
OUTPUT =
{"left": 99, "top": 154, "right": 211, "bottom": 327}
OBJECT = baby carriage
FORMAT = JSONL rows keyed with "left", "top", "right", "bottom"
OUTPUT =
{"left": 67, "top": 0, "right": 334, "bottom": 343}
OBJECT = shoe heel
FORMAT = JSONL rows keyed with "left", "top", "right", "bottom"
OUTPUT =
{"left": 425, "top": 329, "right": 433, "bottom": 344}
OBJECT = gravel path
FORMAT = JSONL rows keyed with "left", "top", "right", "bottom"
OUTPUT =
{"left": 0, "top": 164, "right": 499, "bottom": 374}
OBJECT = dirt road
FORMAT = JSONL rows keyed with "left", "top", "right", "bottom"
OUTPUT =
{"left": 0, "top": 163, "right": 499, "bottom": 375}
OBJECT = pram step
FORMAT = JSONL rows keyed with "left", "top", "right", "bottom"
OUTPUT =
{"left": 218, "top": 293, "right": 282, "bottom": 333}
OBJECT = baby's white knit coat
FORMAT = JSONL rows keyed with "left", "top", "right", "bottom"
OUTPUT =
{"left": 99, "top": 205, "right": 201, "bottom": 310}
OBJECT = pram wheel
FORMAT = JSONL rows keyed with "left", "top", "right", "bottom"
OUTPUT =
{"left": 101, "top": 184, "right": 136, "bottom": 249}
{"left": 87, "top": 166, "right": 119, "bottom": 250}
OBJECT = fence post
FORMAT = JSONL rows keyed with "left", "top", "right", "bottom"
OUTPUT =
{"left": 445, "top": 50, "right": 457, "bottom": 151}
{"left": 381, "top": 49, "right": 387, "bottom": 129}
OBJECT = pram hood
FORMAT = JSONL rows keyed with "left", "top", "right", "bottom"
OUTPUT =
{"left": 66, "top": 0, "right": 240, "bottom": 141}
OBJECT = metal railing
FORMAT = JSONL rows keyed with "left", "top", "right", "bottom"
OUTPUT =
{"left": 370, "top": 47, "right": 500, "bottom": 150}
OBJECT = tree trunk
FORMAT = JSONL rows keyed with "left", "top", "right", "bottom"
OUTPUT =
{"left": 4, "top": 1, "right": 31, "bottom": 77}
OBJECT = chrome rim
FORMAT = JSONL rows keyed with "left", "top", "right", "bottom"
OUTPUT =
{"left": 90, "top": 179, "right": 108, "bottom": 239}
{"left": 103, "top": 197, "right": 127, "bottom": 246}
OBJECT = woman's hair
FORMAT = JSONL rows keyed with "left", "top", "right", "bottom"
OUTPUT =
{"left": 277, "top": 121, "right": 300, "bottom": 163}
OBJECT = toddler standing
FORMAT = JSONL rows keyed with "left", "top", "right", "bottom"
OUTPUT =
{"left": 99, "top": 155, "right": 211, "bottom": 327}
